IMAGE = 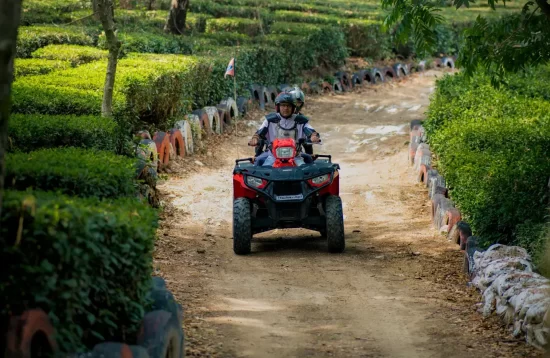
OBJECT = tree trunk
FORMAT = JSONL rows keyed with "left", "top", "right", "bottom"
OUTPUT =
{"left": 164, "top": 0, "right": 189, "bottom": 35}
{"left": 94, "top": 0, "right": 121, "bottom": 118}
{"left": 0, "top": 0, "right": 23, "bottom": 217}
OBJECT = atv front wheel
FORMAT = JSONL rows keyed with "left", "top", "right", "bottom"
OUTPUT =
{"left": 233, "top": 198, "right": 252, "bottom": 255}
{"left": 325, "top": 195, "right": 345, "bottom": 253}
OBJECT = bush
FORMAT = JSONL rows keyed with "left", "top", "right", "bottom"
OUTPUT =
{"left": 342, "top": 20, "right": 391, "bottom": 59}
{"left": 205, "top": 17, "right": 263, "bottom": 36}
{"left": 8, "top": 113, "right": 118, "bottom": 153}
{"left": 98, "top": 31, "right": 195, "bottom": 55}
{"left": 20, "top": 0, "right": 89, "bottom": 25}
{"left": 5, "top": 147, "right": 138, "bottom": 199}
{"left": 187, "top": 13, "right": 214, "bottom": 33}
{"left": 425, "top": 71, "right": 550, "bottom": 247}
{"left": 0, "top": 190, "right": 157, "bottom": 353}
{"left": 272, "top": 10, "right": 341, "bottom": 25}
{"left": 12, "top": 54, "right": 207, "bottom": 131}
{"left": 16, "top": 26, "right": 97, "bottom": 58}
{"left": 269, "top": 21, "right": 323, "bottom": 35}
{"left": 32, "top": 44, "right": 108, "bottom": 66}
{"left": 14, "top": 58, "right": 71, "bottom": 78}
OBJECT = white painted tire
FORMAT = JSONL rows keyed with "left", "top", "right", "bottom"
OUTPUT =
{"left": 204, "top": 106, "right": 222, "bottom": 134}
{"left": 219, "top": 98, "right": 238, "bottom": 122}
{"left": 174, "top": 119, "right": 194, "bottom": 154}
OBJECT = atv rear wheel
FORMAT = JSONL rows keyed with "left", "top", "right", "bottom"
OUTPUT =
{"left": 233, "top": 198, "right": 252, "bottom": 255}
{"left": 325, "top": 195, "right": 345, "bottom": 253}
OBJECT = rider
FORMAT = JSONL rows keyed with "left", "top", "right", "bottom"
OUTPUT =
{"left": 248, "top": 92, "right": 320, "bottom": 166}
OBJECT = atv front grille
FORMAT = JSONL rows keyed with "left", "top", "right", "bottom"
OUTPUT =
{"left": 273, "top": 181, "right": 302, "bottom": 196}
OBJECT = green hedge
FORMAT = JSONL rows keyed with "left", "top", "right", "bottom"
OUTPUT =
{"left": 14, "top": 58, "right": 71, "bottom": 77}
{"left": 269, "top": 21, "right": 323, "bottom": 35}
{"left": 341, "top": 20, "right": 391, "bottom": 59}
{"left": 16, "top": 26, "right": 97, "bottom": 58}
{"left": 12, "top": 54, "right": 208, "bottom": 132}
{"left": 5, "top": 148, "right": 138, "bottom": 199}
{"left": 272, "top": 10, "right": 342, "bottom": 25}
{"left": 0, "top": 190, "right": 157, "bottom": 353}
{"left": 205, "top": 17, "right": 263, "bottom": 36}
{"left": 425, "top": 70, "right": 550, "bottom": 248}
{"left": 98, "top": 31, "right": 195, "bottom": 55}
{"left": 8, "top": 113, "right": 118, "bottom": 153}
{"left": 32, "top": 44, "right": 108, "bottom": 66}
{"left": 21, "top": 0, "right": 89, "bottom": 25}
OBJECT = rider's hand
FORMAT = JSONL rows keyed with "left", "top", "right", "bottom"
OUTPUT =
{"left": 311, "top": 133, "right": 320, "bottom": 143}
{"left": 248, "top": 137, "right": 258, "bottom": 146}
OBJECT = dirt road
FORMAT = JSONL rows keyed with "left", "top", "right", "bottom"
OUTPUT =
{"left": 154, "top": 70, "right": 541, "bottom": 358}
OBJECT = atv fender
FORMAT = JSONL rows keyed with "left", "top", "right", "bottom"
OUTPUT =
{"left": 318, "top": 171, "right": 340, "bottom": 197}
{"left": 233, "top": 173, "right": 257, "bottom": 199}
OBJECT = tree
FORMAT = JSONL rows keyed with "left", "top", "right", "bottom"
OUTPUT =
{"left": 93, "top": 0, "right": 121, "bottom": 117}
{"left": 381, "top": 0, "right": 550, "bottom": 81}
{"left": 164, "top": 0, "right": 189, "bottom": 35}
{"left": 0, "top": 0, "right": 23, "bottom": 217}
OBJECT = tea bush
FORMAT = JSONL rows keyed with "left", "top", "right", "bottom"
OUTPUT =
{"left": 8, "top": 113, "right": 118, "bottom": 153}
{"left": 425, "top": 71, "right": 550, "bottom": 248}
{"left": 205, "top": 17, "right": 263, "bottom": 36}
{"left": 5, "top": 147, "right": 138, "bottom": 199}
{"left": 14, "top": 58, "right": 71, "bottom": 77}
{"left": 16, "top": 26, "right": 97, "bottom": 58}
{"left": 0, "top": 190, "right": 157, "bottom": 353}
{"left": 32, "top": 44, "right": 108, "bottom": 66}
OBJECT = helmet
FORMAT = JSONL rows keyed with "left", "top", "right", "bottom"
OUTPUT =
{"left": 288, "top": 87, "right": 305, "bottom": 113}
{"left": 274, "top": 92, "right": 296, "bottom": 118}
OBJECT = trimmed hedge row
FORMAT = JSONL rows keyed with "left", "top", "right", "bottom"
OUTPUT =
{"left": 14, "top": 58, "right": 71, "bottom": 78}
{"left": 0, "top": 190, "right": 157, "bottom": 353}
{"left": 32, "top": 44, "right": 108, "bottom": 66}
{"left": 205, "top": 17, "right": 263, "bottom": 36}
{"left": 21, "top": 0, "right": 89, "bottom": 25}
{"left": 5, "top": 148, "right": 138, "bottom": 199}
{"left": 425, "top": 70, "right": 550, "bottom": 251}
{"left": 98, "top": 31, "right": 196, "bottom": 55}
{"left": 7, "top": 113, "right": 118, "bottom": 153}
{"left": 16, "top": 26, "right": 97, "bottom": 58}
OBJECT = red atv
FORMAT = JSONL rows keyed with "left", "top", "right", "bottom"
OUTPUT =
{"left": 232, "top": 137, "right": 345, "bottom": 255}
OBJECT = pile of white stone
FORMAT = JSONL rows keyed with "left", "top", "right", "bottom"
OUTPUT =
{"left": 471, "top": 244, "right": 550, "bottom": 349}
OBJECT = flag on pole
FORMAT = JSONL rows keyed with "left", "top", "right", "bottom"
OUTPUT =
{"left": 224, "top": 58, "right": 235, "bottom": 78}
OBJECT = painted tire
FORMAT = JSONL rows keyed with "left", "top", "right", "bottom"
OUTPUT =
{"left": 153, "top": 132, "right": 171, "bottom": 169}
{"left": 5, "top": 309, "right": 58, "bottom": 358}
{"left": 204, "top": 106, "right": 222, "bottom": 134}
{"left": 168, "top": 129, "right": 185, "bottom": 158}
{"left": 174, "top": 119, "right": 194, "bottom": 154}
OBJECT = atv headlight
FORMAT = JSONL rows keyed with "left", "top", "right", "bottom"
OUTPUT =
{"left": 309, "top": 174, "right": 331, "bottom": 187}
{"left": 246, "top": 176, "right": 266, "bottom": 188}
{"left": 275, "top": 147, "right": 294, "bottom": 159}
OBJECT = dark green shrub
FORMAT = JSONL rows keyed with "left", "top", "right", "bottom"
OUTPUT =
{"left": 16, "top": 26, "right": 97, "bottom": 58}
{"left": 0, "top": 190, "right": 157, "bottom": 353}
{"left": 272, "top": 10, "right": 341, "bottom": 25}
{"left": 205, "top": 17, "right": 262, "bottom": 36}
{"left": 32, "top": 44, "right": 108, "bottom": 66}
{"left": 8, "top": 113, "right": 118, "bottom": 153}
{"left": 187, "top": 13, "right": 214, "bottom": 33}
{"left": 341, "top": 20, "right": 391, "bottom": 59}
{"left": 14, "top": 58, "right": 71, "bottom": 77}
{"left": 5, "top": 147, "right": 138, "bottom": 199}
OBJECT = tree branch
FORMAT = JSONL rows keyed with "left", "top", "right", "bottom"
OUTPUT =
{"left": 534, "top": 0, "right": 550, "bottom": 18}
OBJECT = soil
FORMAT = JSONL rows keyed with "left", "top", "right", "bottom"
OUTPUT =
{"left": 154, "top": 70, "right": 545, "bottom": 358}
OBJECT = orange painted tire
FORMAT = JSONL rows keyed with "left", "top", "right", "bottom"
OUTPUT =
{"left": 408, "top": 141, "right": 418, "bottom": 165}
{"left": 444, "top": 207, "right": 462, "bottom": 232}
{"left": 5, "top": 309, "right": 58, "bottom": 358}
{"left": 153, "top": 132, "right": 171, "bottom": 168}
{"left": 169, "top": 129, "right": 185, "bottom": 158}
{"left": 92, "top": 342, "right": 149, "bottom": 358}
{"left": 322, "top": 81, "right": 333, "bottom": 93}
{"left": 417, "top": 163, "right": 430, "bottom": 184}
